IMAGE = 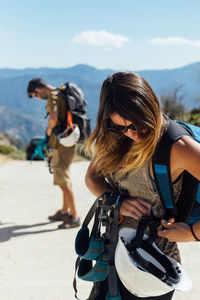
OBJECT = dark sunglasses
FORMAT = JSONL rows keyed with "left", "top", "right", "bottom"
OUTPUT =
{"left": 108, "top": 122, "right": 137, "bottom": 134}
{"left": 33, "top": 91, "right": 40, "bottom": 97}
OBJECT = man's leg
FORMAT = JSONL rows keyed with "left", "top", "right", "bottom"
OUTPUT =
{"left": 50, "top": 146, "right": 80, "bottom": 229}
{"left": 48, "top": 182, "right": 77, "bottom": 222}
{"left": 58, "top": 181, "right": 80, "bottom": 229}
{"left": 48, "top": 146, "right": 78, "bottom": 223}
{"left": 59, "top": 182, "right": 78, "bottom": 218}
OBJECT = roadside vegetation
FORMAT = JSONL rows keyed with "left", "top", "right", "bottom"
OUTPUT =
{"left": 0, "top": 145, "right": 26, "bottom": 160}
{"left": 160, "top": 86, "right": 200, "bottom": 126}
{"left": 0, "top": 132, "right": 26, "bottom": 161}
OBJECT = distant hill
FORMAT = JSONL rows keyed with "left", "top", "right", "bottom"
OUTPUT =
{"left": 0, "top": 62, "right": 200, "bottom": 142}
{"left": 0, "top": 131, "right": 25, "bottom": 149}
{"left": 0, "top": 107, "right": 46, "bottom": 142}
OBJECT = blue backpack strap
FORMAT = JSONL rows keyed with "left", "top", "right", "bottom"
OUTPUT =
{"left": 152, "top": 117, "right": 191, "bottom": 219}
{"left": 175, "top": 121, "right": 200, "bottom": 224}
{"left": 177, "top": 121, "right": 200, "bottom": 142}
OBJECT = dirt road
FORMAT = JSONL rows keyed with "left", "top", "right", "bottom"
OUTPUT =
{"left": 0, "top": 161, "right": 199, "bottom": 300}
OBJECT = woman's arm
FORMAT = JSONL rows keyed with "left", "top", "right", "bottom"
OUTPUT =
{"left": 85, "top": 157, "right": 112, "bottom": 197}
{"left": 158, "top": 135, "right": 200, "bottom": 242}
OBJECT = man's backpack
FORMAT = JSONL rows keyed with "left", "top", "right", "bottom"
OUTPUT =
{"left": 152, "top": 116, "right": 200, "bottom": 225}
{"left": 60, "top": 82, "right": 91, "bottom": 143}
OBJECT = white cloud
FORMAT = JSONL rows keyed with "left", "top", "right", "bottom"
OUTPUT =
{"left": 149, "top": 37, "right": 200, "bottom": 48}
{"left": 73, "top": 30, "right": 130, "bottom": 50}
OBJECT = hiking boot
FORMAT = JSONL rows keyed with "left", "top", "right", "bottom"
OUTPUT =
{"left": 58, "top": 215, "right": 81, "bottom": 229}
{"left": 48, "top": 210, "right": 70, "bottom": 222}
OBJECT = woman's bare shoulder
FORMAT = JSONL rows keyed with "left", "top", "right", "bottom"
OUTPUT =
{"left": 172, "top": 135, "right": 200, "bottom": 180}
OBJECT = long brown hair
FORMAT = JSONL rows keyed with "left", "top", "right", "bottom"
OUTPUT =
{"left": 86, "top": 71, "right": 163, "bottom": 176}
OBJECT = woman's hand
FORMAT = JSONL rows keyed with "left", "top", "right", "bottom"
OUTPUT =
{"left": 157, "top": 218, "right": 195, "bottom": 242}
{"left": 120, "top": 198, "right": 151, "bottom": 220}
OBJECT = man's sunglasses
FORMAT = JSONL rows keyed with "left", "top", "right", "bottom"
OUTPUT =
{"left": 33, "top": 91, "right": 40, "bottom": 97}
{"left": 108, "top": 122, "right": 137, "bottom": 134}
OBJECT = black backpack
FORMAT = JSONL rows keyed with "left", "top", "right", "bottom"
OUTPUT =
{"left": 152, "top": 116, "right": 200, "bottom": 225}
{"left": 60, "top": 82, "right": 91, "bottom": 143}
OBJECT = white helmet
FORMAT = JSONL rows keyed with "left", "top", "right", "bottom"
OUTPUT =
{"left": 58, "top": 124, "right": 80, "bottom": 147}
{"left": 115, "top": 227, "right": 192, "bottom": 298}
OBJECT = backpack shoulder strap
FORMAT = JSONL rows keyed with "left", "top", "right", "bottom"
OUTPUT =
{"left": 152, "top": 116, "right": 191, "bottom": 219}
{"left": 175, "top": 121, "right": 200, "bottom": 223}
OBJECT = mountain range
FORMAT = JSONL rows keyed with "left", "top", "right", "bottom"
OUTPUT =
{"left": 0, "top": 62, "right": 200, "bottom": 142}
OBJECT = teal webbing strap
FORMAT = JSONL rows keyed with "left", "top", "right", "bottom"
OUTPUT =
{"left": 107, "top": 199, "right": 122, "bottom": 300}
{"left": 154, "top": 164, "right": 174, "bottom": 209}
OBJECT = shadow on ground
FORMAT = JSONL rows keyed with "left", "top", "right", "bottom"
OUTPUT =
{"left": 0, "top": 222, "right": 57, "bottom": 242}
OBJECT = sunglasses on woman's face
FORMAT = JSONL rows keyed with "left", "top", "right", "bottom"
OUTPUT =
{"left": 108, "top": 122, "right": 137, "bottom": 134}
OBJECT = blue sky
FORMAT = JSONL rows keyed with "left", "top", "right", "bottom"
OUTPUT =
{"left": 0, "top": 0, "right": 200, "bottom": 71}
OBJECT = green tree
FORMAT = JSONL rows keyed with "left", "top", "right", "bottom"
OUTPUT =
{"left": 185, "top": 107, "right": 200, "bottom": 126}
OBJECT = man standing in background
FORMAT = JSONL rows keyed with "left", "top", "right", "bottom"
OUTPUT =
{"left": 27, "top": 78, "right": 80, "bottom": 229}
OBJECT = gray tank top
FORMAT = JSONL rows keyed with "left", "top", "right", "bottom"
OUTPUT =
{"left": 106, "top": 161, "right": 182, "bottom": 262}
